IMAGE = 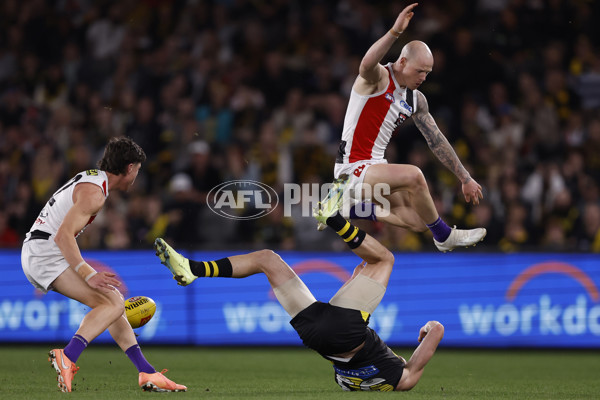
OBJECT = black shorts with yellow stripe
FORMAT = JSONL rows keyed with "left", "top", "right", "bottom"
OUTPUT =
{"left": 290, "top": 301, "right": 370, "bottom": 356}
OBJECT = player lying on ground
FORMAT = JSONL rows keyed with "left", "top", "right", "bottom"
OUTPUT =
{"left": 154, "top": 205, "right": 444, "bottom": 391}
{"left": 21, "top": 137, "right": 186, "bottom": 393}
{"left": 322, "top": 3, "right": 486, "bottom": 252}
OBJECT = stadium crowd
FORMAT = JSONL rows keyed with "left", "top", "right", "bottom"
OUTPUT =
{"left": 0, "top": 0, "right": 599, "bottom": 252}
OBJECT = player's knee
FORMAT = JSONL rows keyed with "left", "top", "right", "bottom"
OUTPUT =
{"left": 406, "top": 166, "right": 427, "bottom": 191}
{"left": 106, "top": 291, "right": 126, "bottom": 320}
{"left": 396, "top": 165, "right": 426, "bottom": 192}
{"left": 382, "top": 249, "right": 394, "bottom": 267}
{"left": 254, "top": 249, "right": 281, "bottom": 270}
{"left": 377, "top": 249, "right": 394, "bottom": 274}
{"left": 89, "top": 290, "right": 124, "bottom": 320}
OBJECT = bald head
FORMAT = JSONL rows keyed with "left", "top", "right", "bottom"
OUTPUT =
{"left": 399, "top": 40, "right": 433, "bottom": 63}
{"left": 395, "top": 41, "right": 433, "bottom": 90}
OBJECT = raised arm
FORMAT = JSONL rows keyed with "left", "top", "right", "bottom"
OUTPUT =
{"left": 412, "top": 91, "right": 483, "bottom": 204}
{"left": 396, "top": 320, "right": 444, "bottom": 391}
{"left": 358, "top": 3, "right": 418, "bottom": 85}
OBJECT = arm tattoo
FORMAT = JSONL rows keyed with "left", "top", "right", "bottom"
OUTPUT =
{"left": 412, "top": 92, "right": 470, "bottom": 183}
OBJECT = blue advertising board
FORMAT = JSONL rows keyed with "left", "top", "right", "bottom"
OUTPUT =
{"left": 1, "top": 250, "right": 599, "bottom": 348}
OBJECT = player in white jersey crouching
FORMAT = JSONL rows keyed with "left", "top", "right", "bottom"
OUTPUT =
{"left": 321, "top": 3, "right": 486, "bottom": 252}
{"left": 21, "top": 137, "right": 186, "bottom": 393}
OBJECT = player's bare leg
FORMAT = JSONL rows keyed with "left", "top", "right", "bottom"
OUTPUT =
{"left": 373, "top": 191, "right": 427, "bottom": 232}
{"left": 363, "top": 163, "right": 486, "bottom": 251}
{"left": 155, "top": 239, "right": 317, "bottom": 319}
{"left": 52, "top": 268, "right": 186, "bottom": 392}
{"left": 46, "top": 271, "right": 123, "bottom": 392}
{"left": 52, "top": 269, "right": 124, "bottom": 340}
{"left": 155, "top": 237, "right": 302, "bottom": 288}
{"left": 315, "top": 205, "right": 393, "bottom": 288}
{"left": 363, "top": 164, "right": 438, "bottom": 224}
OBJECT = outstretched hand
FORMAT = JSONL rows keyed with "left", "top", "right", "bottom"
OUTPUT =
{"left": 392, "top": 3, "right": 418, "bottom": 33}
{"left": 462, "top": 179, "right": 483, "bottom": 205}
{"left": 87, "top": 271, "right": 121, "bottom": 293}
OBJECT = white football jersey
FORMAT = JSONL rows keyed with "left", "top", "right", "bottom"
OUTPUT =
{"left": 336, "top": 63, "right": 418, "bottom": 164}
{"left": 27, "top": 169, "right": 109, "bottom": 240}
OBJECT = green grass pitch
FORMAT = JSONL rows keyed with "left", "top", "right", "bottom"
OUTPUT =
{"left": 2, "top": 345, "right": 599, "bottom": 399}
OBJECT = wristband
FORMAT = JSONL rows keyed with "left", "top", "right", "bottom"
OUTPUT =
{"left": 74, "top": 261, "right": 97, "bottom": 282}
{"left": 389, "top": 28, "right": 402, "bottom": 38}
{"left": 85, "top": 271, "right": 98, "bottom": 282}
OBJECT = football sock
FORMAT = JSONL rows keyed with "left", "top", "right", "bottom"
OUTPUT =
{"left": 426, "top": 217, "right": 452, "bottom": 242}
{"left": 125, "top": 344, "right": 155, "bottom": 374}
{"left": 189, "top": 257, "right": 233, "bottom": 278}
{"left": 349, "top": 202, "right": 378, "bottom": 221}
{"left": 63, "top": 334, "right": 88, "bottom": 363}
{"left": 326, "top": 213, "right": 366, "bottom": 249}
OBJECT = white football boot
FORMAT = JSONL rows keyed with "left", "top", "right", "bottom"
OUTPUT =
{"left": 434, "top": 226, "right": 487, "bottom": 252}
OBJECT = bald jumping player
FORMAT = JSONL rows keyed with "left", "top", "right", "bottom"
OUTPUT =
{"left": 325, "top": 3, "right": 486, "bottom": 252}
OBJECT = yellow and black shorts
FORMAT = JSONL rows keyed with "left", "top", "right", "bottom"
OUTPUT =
{"left": 290, "top": 301, "right": 369, "bottom": 355}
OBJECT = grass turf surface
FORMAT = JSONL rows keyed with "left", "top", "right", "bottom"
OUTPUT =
{"left": 2, "top": 345, "right": 598, "bottom": 399}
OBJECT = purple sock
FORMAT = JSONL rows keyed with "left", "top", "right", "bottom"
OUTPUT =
{"left": 349, "top": 203, "right": 377, "bottom": 221}
{"left": 426, "top": 217, "right": 452, "bottom": 242}
{"left": 63, "top": 334, "right": 88, "bottom": 363}
{"left": 125, "top": 345, "right": 155, "bottom": 374}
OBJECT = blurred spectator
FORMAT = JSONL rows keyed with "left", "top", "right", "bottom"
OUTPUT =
{"left": 250, "top": 203, "right": 295, "bottom": 250}
{"left": 86, "top": 3, "right": 126, "bottom": 82}
{"left": 163, "top": 172, "right": 202, "bottom": 247}
{"left": 466, "top": 200, "right": 503, "bottom": 246}
{"left": 30, "top": 143, "right": 65, "bottom": 208}
{"left": 291, "top": 125, "right": 331, "bottom": 184}
{"left": 126, "top": 96, "right": 163, "bottom": 160}
{"left": 572, "top": 48, "right": 600, "bottom": 111}
{"left": 129, "top": 194, "right": 168, "bottom": 248}
{"left": 196, "top": 80, "right": 235, "bottom": 145}
{"left": 246, "top": 119, "right": 292, "bottom": 191}
{"left": 583, "top": 119, "right": 600, "bottom": 179}
{"left": 577, "top": 203, "right": 600, "bottom": 252}
{"left": 271, "top": 87, "right": 314, "bottom": 146}
{"left": 0, "top": 210, "right": 19, "bottom": 247}
{"left": 521, "top": 163, "right": 566, "bottom": 225}
{"left": 544, "top": 68, "right": 580, "bottom": 127}
{"left": 103, "top": 208, "right": 131, "bottom": 250}
{"left": 182, "top": 140, "right": 222, "bottom": 204}
{"left": 499, "top": 202, "right": 532, "bottom": 253}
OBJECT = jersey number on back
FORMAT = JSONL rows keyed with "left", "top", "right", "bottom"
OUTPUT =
{"left": 48, "top": 174, "right": 83, "bottom": 206}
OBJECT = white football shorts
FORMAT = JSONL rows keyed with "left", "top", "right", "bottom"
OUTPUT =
{"left": 333, "top": 159, "right": 388, "bottom": 217}
{"left": 21, "top": 239, "right": 69, "bottom": 294}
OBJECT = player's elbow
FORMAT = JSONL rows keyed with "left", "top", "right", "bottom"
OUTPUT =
{"left": 53, "top": 228, "right": 69, "bottom": 248}
{"left": 396, "top": 371, "right": 422, "bottom": 392}
{"left": 358, "top": 61, "right": 379, "bottom": 84}
{"left": 398, "top": 383, "right": 416, "bottom": 392}
{"left": 429, "top": 321, "right": 445, "bottom": 340}
{"left": 358, "top": 62, "right": 371, "bottom": 76}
